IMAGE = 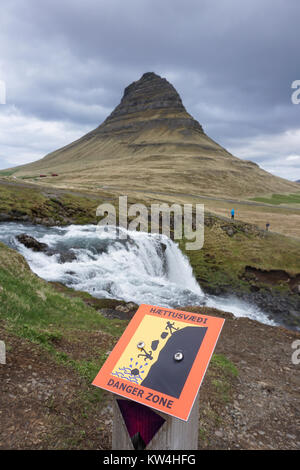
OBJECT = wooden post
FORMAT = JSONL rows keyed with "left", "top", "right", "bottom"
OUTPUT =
{"left": 112, "top": 393, "right": 199, "bottom": 450}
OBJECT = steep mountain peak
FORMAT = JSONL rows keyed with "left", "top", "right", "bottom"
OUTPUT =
{"left": 99, "top": 71, "right": 203, "bottom": 135}
{"left": 110, "top": 71, "right": 185, "bottom": 117}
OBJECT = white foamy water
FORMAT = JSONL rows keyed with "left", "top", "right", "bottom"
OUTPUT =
{"left": 0, "top": 222, "right": 276, "bottom": 326}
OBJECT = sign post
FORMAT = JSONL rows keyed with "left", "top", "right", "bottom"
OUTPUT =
{"left": 93, "top": 304, "right": 224, "bottom": 450}
{"left": 111, "top": 394, "right": 200, "bottom": 450}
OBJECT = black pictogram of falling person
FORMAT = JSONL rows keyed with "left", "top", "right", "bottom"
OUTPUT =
{"left": 141, "top": 326, "right": 208, "bottom": 399}
{"left": 165, "top": 321, "right": 179, "bottom": 335}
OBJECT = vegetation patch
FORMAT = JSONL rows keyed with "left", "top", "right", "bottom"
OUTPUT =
{"left": 0, "top": 182, "right": 101, "bottom": 225}
{"left": 0, "top": 241, "right": 128, "bottom": 365}
{"left": 250, "top": 193, "right": 300, "bottom": 205}
{"left": 0, "top": 170, "right": 16, "bottom": 177}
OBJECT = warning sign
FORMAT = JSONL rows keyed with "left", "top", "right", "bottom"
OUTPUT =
{"left": 92, "top": 304, "right": 224, "bottom": 421}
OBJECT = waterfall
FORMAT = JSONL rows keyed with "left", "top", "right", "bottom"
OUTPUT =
{"left": 0, "top": 222, "right": 275, "bottom": 325}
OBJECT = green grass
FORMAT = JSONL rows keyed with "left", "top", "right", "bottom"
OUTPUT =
{"left": 0, "top": 263, "right": 125, "bottom": 336}
{"left": 0, "top": 169, "right": 16, "bottom": 176}
{"left": 209, "top": 354, "right": 238, "bottom": 404}
{"left": 211, "top": 353, "right": 239, "bottom": 378}
{"left": 250, "top": 193, "right": 300, "bottom": 205}
{"left": 73, "top": 358, "right": 108, "bottom": 384}
{"left": 0, "top": 183, "right": 100, "bottom": 224}
{"left": 0, "top": 242, "right": 128, "bottom": 388}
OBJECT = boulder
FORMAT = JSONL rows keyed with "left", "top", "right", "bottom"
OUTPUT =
{"left": 16, "top": 233, "right": 77, "bottom": 263}
{"left": 16, "top": 234, "right": 48, "bottom": 252}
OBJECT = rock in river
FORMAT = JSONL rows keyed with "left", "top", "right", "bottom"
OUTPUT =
{"left": 16, "top": 233, "right": 76, "bottom": 263}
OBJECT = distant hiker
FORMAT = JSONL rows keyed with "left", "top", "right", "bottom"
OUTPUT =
{"left": 266, "top": 222, "right": 270, "bottom": 231}
{"left": 231, "top": 209, "right": 235, "bottom": 220}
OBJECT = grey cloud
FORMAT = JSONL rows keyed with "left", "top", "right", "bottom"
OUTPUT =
{"left": 0, "top": 0, "right": 299, "bottom": 179}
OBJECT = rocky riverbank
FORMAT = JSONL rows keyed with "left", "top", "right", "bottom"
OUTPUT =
{"left": 205, "top": 288, "right": 300, "bottom": 331}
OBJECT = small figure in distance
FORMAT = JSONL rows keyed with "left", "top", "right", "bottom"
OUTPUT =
{"left": 266, "top": 222, "right": 270, "bottom": 231}
{"left": 231, "top": 208, "right": 235, "bottom": 220}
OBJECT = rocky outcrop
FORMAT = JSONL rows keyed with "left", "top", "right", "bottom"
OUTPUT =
{"left": 16, "top": 233, "right": 77, "bottom": 263}
{"left": 0, "top": 211, "right": 30, "bottom": 223}
{"left": 234, "top": 289, "right": 300, "bottom": 330}
{"left": 204, "top": 213, "right": 265, "bottom": 237}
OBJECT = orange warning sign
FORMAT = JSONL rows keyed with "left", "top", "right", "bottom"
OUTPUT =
{"left": 92, "top": 304, "right": 224, "bottom": 421}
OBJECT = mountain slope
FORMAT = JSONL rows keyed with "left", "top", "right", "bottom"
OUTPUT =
{"left": 9, "top": 72, "right": 299, "bottom": 198}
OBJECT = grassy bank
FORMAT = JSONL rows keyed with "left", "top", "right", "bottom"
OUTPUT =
{"left": 0, "top": 242, "right": 129, "bottom": 381}
{"left": 181, "top": 215, "right": 300, "bottom": 295}
{"left": 0, "top": 182, "right": 102, "bottom": 225}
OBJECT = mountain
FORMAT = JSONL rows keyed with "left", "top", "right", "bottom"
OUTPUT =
{"left": 8, "top": 72, "right": 299, "bottom": 198}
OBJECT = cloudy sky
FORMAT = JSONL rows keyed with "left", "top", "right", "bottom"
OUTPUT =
{"left": 0, "top": 0, "right": 299, "bottom": 180}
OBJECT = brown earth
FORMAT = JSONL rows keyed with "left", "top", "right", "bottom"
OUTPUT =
{"left": 0, "top": 327, "right": 114, "bottom": 450}
{"left": 1, "top": 306, "right": 299, "bottom": 450}
{"left": 243, "top": 266, "right": 300, "bottom": 293}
